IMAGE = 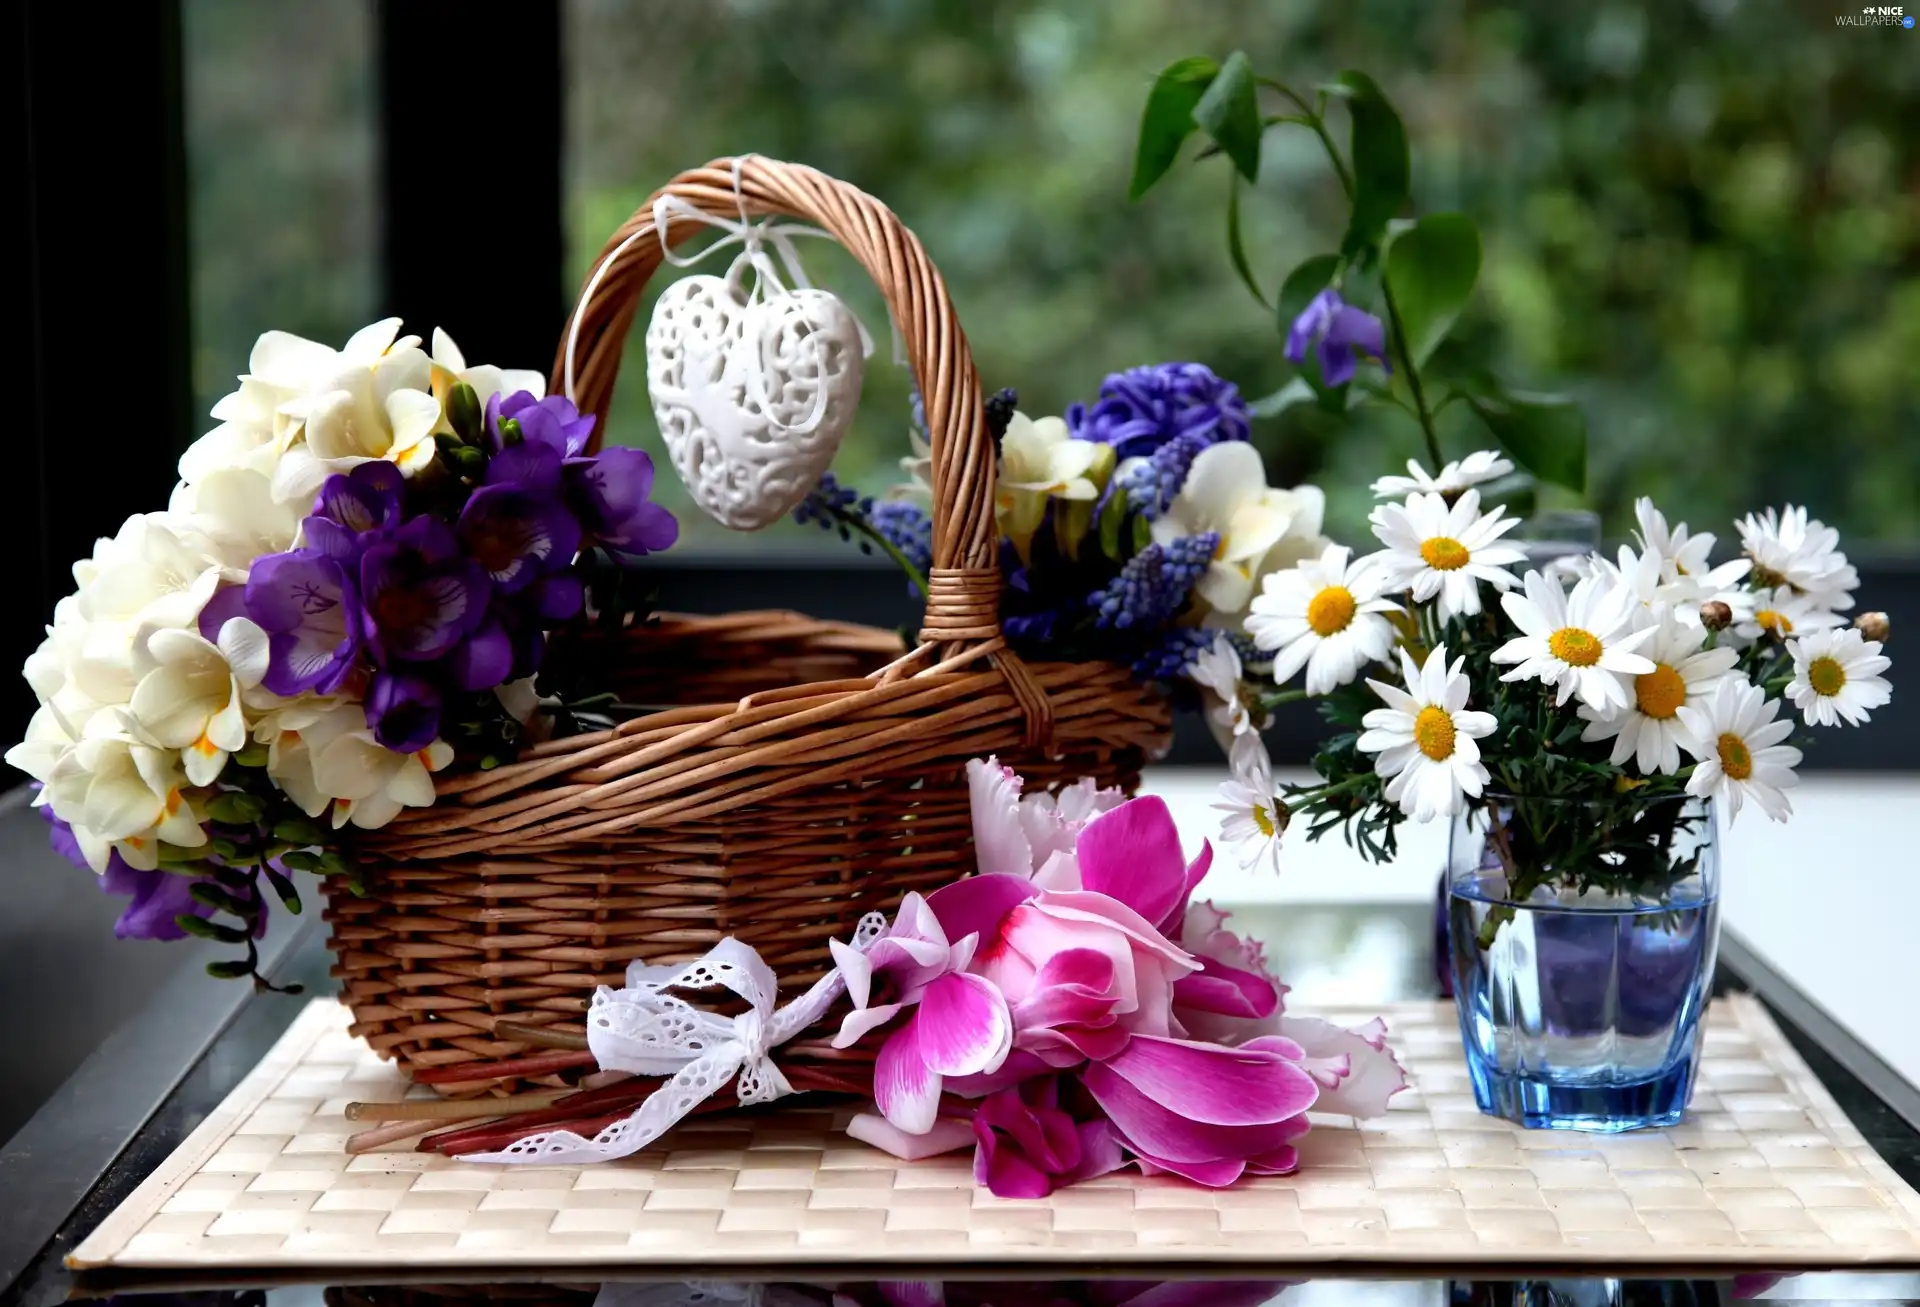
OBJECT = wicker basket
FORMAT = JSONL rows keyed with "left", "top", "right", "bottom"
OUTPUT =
{"left": 326, "top": 157, "right": 1172, "bottom": 1091}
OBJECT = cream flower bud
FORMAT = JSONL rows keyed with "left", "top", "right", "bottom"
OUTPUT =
{"left": 1855, "top": 610, "right": 1890, "bottom": 644}
{"left": 1699, "top": 600, "right": 1734, "bottom": 632}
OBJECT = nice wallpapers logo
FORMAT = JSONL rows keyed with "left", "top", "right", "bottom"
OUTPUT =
{"left": 1836, "top": 4, "right": 1913, "bottom": 23}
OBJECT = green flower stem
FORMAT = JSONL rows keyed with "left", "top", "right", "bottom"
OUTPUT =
{"left": 1380, "top": 280, "right": 1447, "bottom": 475}
{"left": 830, "top": 504, "right": 930, "bottom": 599}
{"left": 1284, "top": 773, "right": 1374, "bottom": 805}
{"left": 1255, "top": 687, "right": 1309, "bottom": 713}
{"left": 1764, "top": 674, "right": 1792, "bottom": 694}
{"left": 1261, "top": 79, "right": 1354, "bottom": 197}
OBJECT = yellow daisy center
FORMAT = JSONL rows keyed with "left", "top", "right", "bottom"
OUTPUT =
{"left": 1755, "top": 609, "right": 1793, "bottom": 637}
{"left": 1306, "top": 585, "right": 1357, "bottom": 636}
{"left": 1634, "top": 664, "right": 1687, "bottom": 719}
{"left": 1717, "top": 732, "right": 1753, "bottom": 781}
{"left": 1414, "top": 705, "right": 1457, "bottom": 761}
{"left": 1251, "top": 804, "right": 1276, "bottom": 838}
{"left": 1420, "top": 537, "right": 1470, "bottom": 571}
{"left": 1807, "top": 655, "right": 1847, "bottom": 697}
{"left": 1548, "top": 627, "right": 1604, "bottom": 667}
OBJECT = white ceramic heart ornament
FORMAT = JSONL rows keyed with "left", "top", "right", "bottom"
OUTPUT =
{"left": 645, "top": 250, "right": 865, "bottom": 531}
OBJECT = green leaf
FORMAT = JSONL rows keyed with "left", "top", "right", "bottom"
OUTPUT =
{"left": 279, "top": 850, "right": 323, "bottom": 872}
{"left": 1224, "top": 173, "right": 1266, "bottom": 308}
{"left": 175, "top": 914, "right": 250, "bottom": 944}
{"left": 1324, "top": 71, "right": 1409, "bottom": 257}
{"left": 1275, "top": 253, "right": 1340, "bottom": 338}
{"left": 1464, "top": 384, "right": 1588, "bottom": 492}
{"left": 1193, "top": 51, "right": 1261, "bottom": 183}
{"left": 1384, "top": 213, "right": 1481, "bottom": 366}
{"left": 1247, "top": 377, "right": 1317, "bottom": 418}
{"left": 1130, "top": 513, "right": 1152, "bottom": 554}
{"left": 206, "top": 791, "right": 267, "bottom": 826}
{"left": 205, "top": 959, "right": 254, "bottom": 980}
{"left": 1097, "top": 487, "right": 1130, "bottom": 560}
{"left": 266, "top": 868, "right": 304, "bottom": 915}
{"left": 1130, "top": 56, "right": 1219, "bottom": 200}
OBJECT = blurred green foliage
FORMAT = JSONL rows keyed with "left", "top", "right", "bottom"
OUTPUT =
{"left": 568, "top": 0, "right": 1918, "bottom": 548}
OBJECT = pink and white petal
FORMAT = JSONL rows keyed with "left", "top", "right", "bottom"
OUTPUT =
{"left": 1104, "top": 1035, "right": 1320, "bottom": 1126}
{"left": 1172, "top": 957, "right": 1281, "bottom": 1021}
{"left": 927, "top": 873, "right": 1036, "bottom": 945}
{"left": 1029, "top": 849, "right": 1082, "bottom": 892}
{"left": 966, "top": 757, "right": 1035, "bottom": 877}
{"left": 915, "top": 972, "right": 1013, "bottom": 1077}
{"left": 1075, "top": 796, "right": 1188, "bottom": 925}
{"left": 846, "top": 1110, "right": 974, "bottom": 1160}
{"left": 872, "top": 1023, "right": 943, "bottom": 1134}
{"left": 1065, "top": 1120, "right": 1128, "bottom": 1185}
{"left": 1013, "top": 947, "right": 1122, "bottom": 1032}
{"left": 829, "top": 936, "right": 875, "bottom": 1010}
{"left": 1275, "top": 1015, "right": 1409, "bottom": 1117}
{"left": 942, "top": 1048, "right": 1053, "bottom": 1099}
{"left": 833, "top": 1000, "right": 906, "bottom": 1049}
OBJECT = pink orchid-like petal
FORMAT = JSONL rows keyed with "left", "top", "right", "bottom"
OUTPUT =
{"left": 1172, "top": 956, "right": 1282, "bottom": 1021}
{"left": 1133, "top": 1153, "right": 1249, "bottom": 1187}
{"left": 1012, "top": 947, "right": 1122, "bottom": 1031}
{"left": 980, "top": 1078, "right": 1080, "bottom": 1172}
{"left": 845, "top": 1110, "right": 974, "bottom": 1161}
{"left": 1246, "top": 1142, "right": 1304, "bottom": 1175}
{"left": 927, "top": 872, "right": 1036, "bottom": 945}
{"left": 1034, "top": 892, "right": 1198, "bottom": 969}
{"left": 1158, "top": 839, "right": 1216, "bottom": 937}
{"left": 942, "top": 1048, "right": 1051, "bottom": 1099}
{"left": 1071, "top": 1119, "right": 1128, "bottom": 1184}
{"left": 1272, "top": 1016, "right": 1408, "bottom": 1118}
{"left": 1075, "top": 796, "right": 1189, "bottom": 925}
{"left": 1083, "top": 1059, "right": 1315, "bottom": 1164}
{"left": 873, "top": 1022, "right": 942, "bottom": 1135}
{"left": 915, "top": 972, "right": 1013, "bottom": 1077}
{"left": 1104, "top": 1035, "right": 1320, "bottom": 1126}
{"left": 832, "top": 998, "right": 905, "bottom": 1050}
{"left": 1030, "top": 849, "right": 1082, "bottom": 891}
{"left": 973, "top": 1129, "right": 1058, "bottom": 1199}
{"left": 966, "top": 756, "right": 1034, "bottom": 877}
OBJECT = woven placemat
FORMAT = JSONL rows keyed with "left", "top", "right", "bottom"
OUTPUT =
{"left": 69, "top": 996, "right": 1920, "bottom": 1271}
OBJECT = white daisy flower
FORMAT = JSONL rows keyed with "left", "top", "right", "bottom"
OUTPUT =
{"left": 1577, "top": 616, "right": 1739, "bottom": 775}
{"left": 1212, "top": 732, "right": 1285, "bottom": 874}
{"left": 1492, "top": 570, "right": 1658, "bottom": 714}
{"left": 1370, "top": 450, "right": 1514, "bottom": 499}
{"left": 1187, "top": 633, "right": 1255, "bottom": 739}
{"left": 1245, "top": 544, "right": 1401, "bottom": 696}
{"left": 1368, "top": 488, "right": 1526, "bottom": 622}
{"left": 1634, "top": 498, "right": 1752, "bottom": 599}
{"left": 1676, "top": 678, "right": 1802, "bottom": 823}
{"left": 1786, "top": 627, "right": 1892, "bottom": 728}
{"left": 1733, "top": 586, "right": 1844, "bottom": 645}
{"left": 1357, "top": 643, "right": 1498, "bottom": 822}
{"left": 1737, "top": 505, "right": 1859, "bottom": 610}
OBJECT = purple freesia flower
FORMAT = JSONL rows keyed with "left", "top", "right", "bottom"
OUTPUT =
{"left": 196, "top": 583, "right": 250, "bottom": 645}
{"left": 39, "top": 801, "right": 215, "bottom": 941}
{"left": 366, "top": 668, "right": 444, "bottom": 753}
{"left": 565, "top": 446, "right": 679, "bottom": 556}
{"left": 305, "top": 463, "right": 408, "bottom": 561}
{"left": 358, "top": 515, "right": 491, "bottom": 663}
{"left": 489, "top": 390, "right": 596, "bottom": 458}
{"left": 446, "top": 612, "right": 516, "bottom": 691}
{"left": 1285, "top": 288, "right": 1389, "bottom": 388}
{"left": 1067, "top": 362, "right": 1251, "bottom": 459}
{"left": 458, "top": 482, "right": 582, "bottom": 595}
{"left": 244, "top": 549, "right": 362, "bottom": 695}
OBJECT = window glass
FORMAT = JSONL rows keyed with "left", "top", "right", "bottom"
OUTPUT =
{"left": 182, "top": 0, "right": 378, "bottom": 435}
{"left": 566, "top": 0, "right": 1915, "bottom": 552}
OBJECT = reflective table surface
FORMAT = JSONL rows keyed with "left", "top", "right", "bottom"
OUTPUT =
{"left": 4, "top": 905, "right": 1917, "bottom": 1306}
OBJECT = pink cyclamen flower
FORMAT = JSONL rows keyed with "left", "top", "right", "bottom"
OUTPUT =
{"left": 966, "top": 756, "right": 1123, "bottom": 886}
{"left": 830, "top": 892, "right": 1012, "bottom": 1135}
{"left": 970, "top": 1073, "right": 1126, "bottom": 1198}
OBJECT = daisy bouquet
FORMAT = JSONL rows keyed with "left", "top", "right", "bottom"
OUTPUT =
{"left": 7, "top": 322, "right": 677, "bottom": 981}
{"left": 384, "top": 756, "right": 1405, "bottom": 1195}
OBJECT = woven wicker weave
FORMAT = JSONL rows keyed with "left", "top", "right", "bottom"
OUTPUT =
{"left": 327, "top": 157, "right": 1172, "bottom": 1091}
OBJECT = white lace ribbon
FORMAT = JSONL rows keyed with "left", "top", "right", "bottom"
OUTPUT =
{"left": 460, "top": 918, "right": 886, "bottom": 1165}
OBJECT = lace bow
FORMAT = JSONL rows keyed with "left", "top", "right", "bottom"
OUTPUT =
{"left": 461, "top": 919, "right": 886, "bottom": 1165}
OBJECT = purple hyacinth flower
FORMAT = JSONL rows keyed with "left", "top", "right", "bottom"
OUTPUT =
{"left": 358, "top": 515, "right": 491, "bottom": 664}
{"left": 446, "top": 614, "right": 515, "bottom": 692}
{"left": 566, "top": 446, "right": 679, "bottom": 556}
{"left": 1284, "top": 288, "right": 1389, "bottom": 388}
{"left": 489, "top": 390, "right": 596, "bottom": 458}
{"left": 245, "top": 549, "right": 362, "bottom": 695}
{"left": 1066, "top": 362, "right": 1252, "bottom": 458}
{"left": 366, "top": 669, "right": 444, "bottom": 753}
{"left": 458, "top": 484, "right": 582, "bottom": 594}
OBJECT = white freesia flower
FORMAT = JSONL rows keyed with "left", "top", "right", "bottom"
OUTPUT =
{"left": 892, "top": 424, "right": 934, "bottom": 503}
{"left": 254, "top": 699, "right": 360, "bottom": 819}
{"left": 271, "top": 329, "right": 443, "bottom": 505}
{"left": 1786, "top": 627, "right": 1891, "bottom": 728}
{"left": 5, "top": 703, "right": 83, "bottom": 787}
{"left": 44, "top": 712, "right": 209, "bottom": 871}
{"left": 127, "top": 629, "right": 258, "bottom": 787}
{"left": 183, "top": 468, "right": 304, "bottom": 575}
{"left": 1676, "top": 678, "right": 1801, "bottom": 823}
{"left": 1368, "top": 488, "right": 1525, "bottom": 622}
{"left": 1187, "top": 633, "right": 1254, "bottom": 739}
{"left": 1155, "top": 441, "right": 1325, "bottom": 616}
{"left": 1370, "top": 450, "right": 1513, "bottom": 499}
{"left": 1733, "top": 586, "right": 1844, "bottom": 645}
{"left": 1212, "top": 731, "right": 1285, "bottom": 874}
{"left": 1247, "top": 544, "right": 1400, "bottom": 696}
{"left": 1358, "top": 643, "right": 1497, "bottom": 822}
{"left": 995, "top": 411, "right": 1102, "bottom": 541}
{"left": 1578, "top": 616, "right": 1738, "bottom": 775}
{"left": 310, "top": 726, "right": 455, "bottom": 829}
{"left": 429, "top": 327, "right": 546, "bottom": 431}
{"left": 1493, "top": 570, "right": 1657, "bottom": 714}
{"left": 1737, "top": 505, "right": 1859, "bottom": 611}
{"left": 72, "top": 514, "right": 223, "bottom": 682}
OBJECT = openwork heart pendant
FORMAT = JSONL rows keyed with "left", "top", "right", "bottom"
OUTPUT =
{"left": 644, "top": 253, "right": 865, "bottom": 531}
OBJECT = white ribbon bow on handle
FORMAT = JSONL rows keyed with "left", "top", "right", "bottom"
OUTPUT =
{"left": 461, "top": 917, "right": 887, "bottom": 1165}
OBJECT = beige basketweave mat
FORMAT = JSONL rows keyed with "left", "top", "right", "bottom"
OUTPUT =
{"left": 70, "top": 995, "right": 1920, "bottom": 1272}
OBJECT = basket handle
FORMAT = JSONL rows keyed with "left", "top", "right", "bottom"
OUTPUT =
{"left": 554, "top": 157, "right": 1052, "bottom": 743}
